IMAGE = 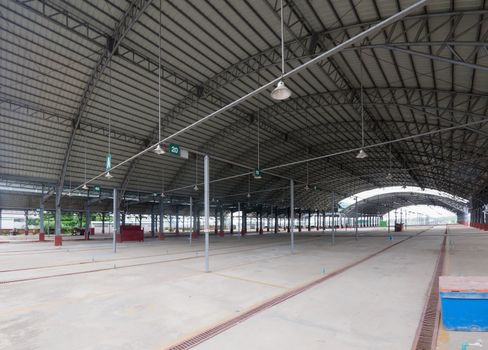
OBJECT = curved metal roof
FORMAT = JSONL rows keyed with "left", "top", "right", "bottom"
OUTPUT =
{"left": 341, "top": 191, "right": 466, "bottom": 215}
{"left": 1, "top": 0, "right": 487, "bottom": 211}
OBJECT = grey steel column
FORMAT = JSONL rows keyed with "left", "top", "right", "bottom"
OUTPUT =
{"left": 238, "top": 202, "right": 241, "bottom": 234}
{"left": 355, "top": 196, "right": 358, "bottom": 240}
{"left": 332, "top": 192, "right": 335, "bottom": 245}
{"left": 55, "top": 186, "right": 62, "bottom": 235}
{"left": 25, "top": 210, "right": 29, "bottom": 232}
{"left": 204, "top": 155, "right": 210, "bottom": 272}
{"left": 85, "top": 204, "right": 91, "bottom": 239}
{"left": 102, "top": 213, "right": 105, "bottom": 233}
{"left": 39, "top": 200, "right": 44, "bottom": 234}
{"left": 176, "top": 206, "right": 180, "bottom": 234}
{"left": 159, "top": 198, "right": 164, "bottom": 234}
{"left": 189, "top": 196, "right": 193, "bottom": 244}
{"left": 290, "top": 179, "right": 295, "bottom": 254}
{"left": 112, "top": 188, "right": 118, "bottom": 253}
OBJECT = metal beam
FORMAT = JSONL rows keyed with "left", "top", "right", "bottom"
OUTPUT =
{"left": 56, "top": 0, "right": 154, "bottom": 194}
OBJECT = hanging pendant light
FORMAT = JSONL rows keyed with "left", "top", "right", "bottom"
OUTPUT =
{"left": 82, "top": 184, "right": 88, "bottom": 190}
{"left": 154, "top": 0, "right": 166, "bottom": 155}
{"left": 356, "top": 149, "right": 368, "bottom": 159}
{"left": 105, "top": 60, "right": 114, "bottom": 178}
{"left": 271, "top": 0, "right": 291, "bottom": 101}
{"left": 356, "top": 48, "right": 367, "bottom": 159}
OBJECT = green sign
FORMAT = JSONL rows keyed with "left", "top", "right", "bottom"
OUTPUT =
{"left": 168, "top": 143, "right": 180, "bottom": 156}
{"left": 94, "top": 185, "right": 101, "bottom": 193}
{"left": 254, "top": 168, "right": 262, "bottom": 179}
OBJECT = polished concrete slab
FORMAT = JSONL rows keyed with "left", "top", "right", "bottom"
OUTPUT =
{"left": 0, "top": 226, "right": 476, "bottom": 349}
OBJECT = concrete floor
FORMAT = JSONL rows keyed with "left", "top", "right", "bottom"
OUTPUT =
{"left": 0, "top": 225, "right": 483, "bottom": 350}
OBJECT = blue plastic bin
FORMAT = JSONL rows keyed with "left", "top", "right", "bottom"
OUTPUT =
{"left": 440, "top": 276, "right": 488, "bottom": 332}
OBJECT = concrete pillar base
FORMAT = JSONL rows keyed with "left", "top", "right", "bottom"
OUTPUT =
{"left": 39, "top": 232, "right": 45, "bottom": 241}
{"left": 192, "top": 231, "right": 199, "bottom": 239}
{"left": 241, "top": 229, "right": 246, "bottom": 236}
{"left": 84, "top": 233, "right": 89, "bottom": 240}
{"left": 158, "top": 233, "right": 165, "bottom": 240}
{"left": 218, "top": 230, "right": 224, "bottom": 237}
{"left": 259, "top": 228, "right": 263, "bottom": 235}
{"left": 54, "top": 235, "right": 62, "bottom": 246}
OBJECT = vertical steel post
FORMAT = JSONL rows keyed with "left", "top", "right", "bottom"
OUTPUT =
{"left": 355, "top": 196, "right": 358, "bottom": 240}
{"left": 112, "top": 188, "right": 118, "bottom": 253}
{"left": 204, "top": 155, "right": 210, "bottom": 272}
{"left": 189, "top": 196, "right": 193, "bottom": 244}
{"left": 54, "top": 186, "right": 62, "bottom": 245}
{"left": 159, "top": 198, "right": 164, "bottom": 234}
{"left": 85, "top": 204, "right": 91, "bottom": 239}
{"left": 237, "top": 202, "right": 241, "bottom": 234}
{"left": 332, "top": 191, "right": 335, "bottom": 244}
{"left": 290, "top": 179, "right": 295, "bottom": 254}
{"left": 102, "top": 212, "right": 105, "bottom": 234}
{"left": 39, "top": 200, "right": 45, "bottom": 234}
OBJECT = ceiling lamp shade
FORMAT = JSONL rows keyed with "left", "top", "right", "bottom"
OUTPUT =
{"left": 386, "top": 172, "right": 393, "bottom": 180}
{"left": 247, "top": 192, "right": 251, "bottom": 198}
{"left": 105, "top": 171, "right": 113, "bottom": 179}
{"left": 153, "top": 144, "right": 165, "bottom": 155}
{"left": 161, "top": 192, "right": 165, "bottom": 198}
{"left": 82, "top": 184, "right": 88, "bottom": 190}
{"left": 304, "top": 184, "right": 310, "bottom": 191}
{"left": 356, "top": 149, "right": 368, "bottom": 159}
{"left": 270, "top": 80, "right": 291, "bottom": 100}
{"left": 193, "top": 184, "right": 199, "bottom": 191}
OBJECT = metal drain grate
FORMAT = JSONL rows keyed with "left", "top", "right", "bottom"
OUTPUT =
{"left": 166, "top": 229, "right": 432, "bottom": 350}
{"left": 411, "top": 229, "right": 447, "bottom": 350}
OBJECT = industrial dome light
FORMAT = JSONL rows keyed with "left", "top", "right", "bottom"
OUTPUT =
{"left": 105, "top": 171, "right": 113, "bottom": 179}
{"left": 247, "top": 192, "right": 251, "bottom": 198}
{"left": 82, "top": 184, "right": 88, "bottom": 190}
{"left": 270, "top": 80, "right": 291, "bottom": 101}
{"left": 161, "top": 192, "right": 165, "bottom": 198}
{"left": 356, "top": 149, "right": 368, "bottom": 159}
{"left": 386, "top": 172, "right": 393, "bottom": 180}
{"left": 153, "top": 144, "right": 165, "bottom": 155}
{"left": 304, "top": 184, "right": 310, "bottom": 191}
{"left": 193, "top": 184, "right": 199, "bottom": 191}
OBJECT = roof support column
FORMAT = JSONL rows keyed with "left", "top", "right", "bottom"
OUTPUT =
{"left": 113, "top": 188, "right": 119, "bottom": 253}
{"left": 274, "top": 207, "right": 278, "bottom": 234}
{"left": 54, "top": 186, "right": 62, "bottom": 246}
{"left": 39, "top": 200, "right": 45, "bottom": 241}
{"left": 307, "top": 209, "right": 311, "bottom": 232}
{"left": 332, "top": 192, "right": 335, "bottom": 245}
{"left": 355, "top": 196, "right": 359, "bottom": 240}
{"left": 159, "top": 197, "right": 164, "bottom": 240}
{"left": 85, "top": 204, "right": 91, "bottom": 240}
{"left": 102, "top": 213, "right": 105, "bottom": 234}
{"left": 204, "top": 154, "right": 210, "bottom": 272}
{"left": 290, "top": 179, "right": 295, "bottom": 254}
{"left": 189, "top": 196, "right": 193, "bottom": 243}
{"left": 176, "top": 206, "right": 180, "bottom": 235}
{"left": 230, "top": 209, "right": 234, "bottom": 235}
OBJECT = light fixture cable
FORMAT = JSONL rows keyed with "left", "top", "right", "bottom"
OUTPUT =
{"left": 154, "top": 0, "right": 165, "bottom": 155}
